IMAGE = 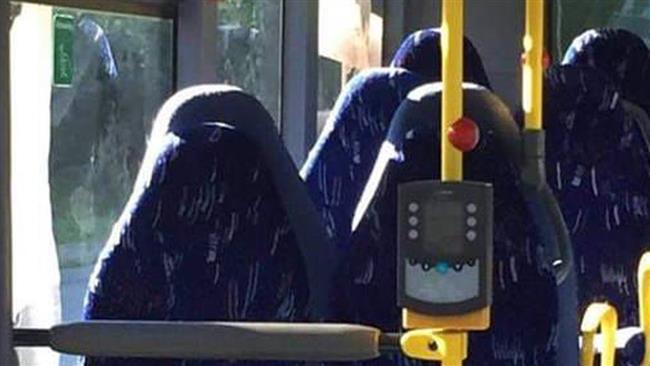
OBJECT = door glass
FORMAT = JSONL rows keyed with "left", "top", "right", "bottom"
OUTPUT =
{"left": 10, "top": 3, "right": 173, "bottom": 365}
{"left": 317, "top": 0, "right": 383, "bottom": 135}
{"left": 553, "top": 0, "right": 650, "bottom": 57}
{"left": 216, "top": 0, "right": 282, "bottom": 124}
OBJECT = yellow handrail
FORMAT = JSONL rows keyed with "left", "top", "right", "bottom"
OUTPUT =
{"left": 399, "top": 1, "right": 469, "bottom": 363}
{"left": 638, "top": 252, "right": 650, "bottom": 366}
{"left": 441, "top": 0, "right": 464, "bottom": 181}
{"left": 580, "top": 303, "right": 618, "bottom": 366}
{"left": 401, "top": 330, "right": 467, "bottom": 366}
{"left": 523, "top": 0, "right": 544, "bottom": 131}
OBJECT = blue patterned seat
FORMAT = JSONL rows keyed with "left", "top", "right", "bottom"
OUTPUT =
{"left": 562, "top": 28, "right": 650, "bottom": 117}
{"left": 335, "top": 83, "right": 563, "bottom": 366}
{"left": 390, "top": 28, "right": 492, "bottom": 90}
{"left": 545, "top": 64, "right": 634, "bottom": 319}
{"left": 306, "top": 29, "right": 555, "bottom": 366}
{"left": 83, "top": 86, "right": 334, "bottom": 366}
{"left": 321, "top": 28, "right": 574, "bottom": 366}
{"left": 301, "top": 69, "right": 426, "bottom": 249}
{"left": 547, "top": 31, "right": 650, "bottom": 364}
{"left": 301, "top": 28, "right": 491, "bottom": 251}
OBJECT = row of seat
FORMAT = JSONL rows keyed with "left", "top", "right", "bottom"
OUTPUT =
{"left": 81, "top": 28, "right": 650, "bottom": 366}
{"left": 547, "top": 29, "right": 650, "bottom": 366}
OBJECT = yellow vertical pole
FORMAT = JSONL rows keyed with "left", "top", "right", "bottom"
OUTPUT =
{"left": 638, "top": 253, "right": 650, "bottom": 366}
{"left": 400, "top": 2, "right": 489, "bottom": 364}
{"left": 441, "top": 0, "right": 464, "bottom": 181}
{"left": 523, "top": 0, "right": 544, "bottom": 130}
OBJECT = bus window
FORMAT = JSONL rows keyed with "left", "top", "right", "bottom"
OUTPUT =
{"left": 10, "top": 2, "right": 173, "bottom": 365}
{"left": 216, "top": 0, "right": 282, "bottom": 124}
{"left": 553, "top": 0, "right": 650, "bottom": 56}
{"left": 317, "top": 0, "right": 383, "bottom": 135}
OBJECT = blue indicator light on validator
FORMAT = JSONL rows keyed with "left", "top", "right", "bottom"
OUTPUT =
{"left": 435, "top": 262, "right": 450, "bottom": 274}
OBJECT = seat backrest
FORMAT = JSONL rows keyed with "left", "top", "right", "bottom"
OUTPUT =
{"left": 332, "top": 83, "right": 566, "bottom": 366}
{"left": 562, "top": 28, "right": 650, "bottom": 117}
{"left": 390, "top": 28, "right": 492, "bottom": 89}
{"left": 301, "top": 69, "right": 426, "bottom": 248}
{"left": 150, "top": 86, "right": 337, "bottom": 318}
{"left": 83, "top": 86, "right": 332, "bottom": 366}
{"left": 301, "top": 28, "right": 491, "bottom": 251}
{"left": 544, "top": 64, "right": 650, "bottom": 329}
{"left": 558, "top": 29, "right": 650, "bottom": 334}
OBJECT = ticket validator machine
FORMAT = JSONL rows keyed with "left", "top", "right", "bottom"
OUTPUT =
{"left": 398, "top": 1, "right": 573, "bottom": 365}
{"left": 397, "top": 2, "right": 492, "bottom": 365}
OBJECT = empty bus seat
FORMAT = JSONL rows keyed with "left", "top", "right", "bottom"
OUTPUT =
{"left": 301, "top": 69, "right": 426, "bottom": 247}
{"left": 301, "top": 28, "right": 491, "bottom": 249}
{"left": 389, "top": 28, "right": 491, "bottom": 89}
{"left": 562, "top": 28, "right": 650, "bottom": 117}
{"left": 544, "top": 64, "right": 650, "bottom": 364}
{"left": 331, "top": 83, "right": 565, "bottom": 366}
{"left": 556, "top": 29, "right": 650, "bottom": 363}
{"left": 83, "top": 86, "right": 335, "bottom": 366}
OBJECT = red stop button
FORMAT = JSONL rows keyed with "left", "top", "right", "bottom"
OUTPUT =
{"left": 447, "top": 117, "right": 480, "bottom": 152}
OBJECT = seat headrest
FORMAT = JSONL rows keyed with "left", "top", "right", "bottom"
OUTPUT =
{"left": 389, "top": 28, "right": 492, "bottom": 89}
{"left": 562, "top": 28, "right": 650, "bottom": 112}
{"left": 143, "top": 85, "right": 336, "bottom": 318}
{"left": 544, "top": 64, "right": 620, "bottom": 115}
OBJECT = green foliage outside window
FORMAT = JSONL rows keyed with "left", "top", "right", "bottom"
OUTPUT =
{"left": 50, "top": 8, "right": 173, "bottom": 267}
{"left": 45, "top": 1, "right": 281, "bottom": 268}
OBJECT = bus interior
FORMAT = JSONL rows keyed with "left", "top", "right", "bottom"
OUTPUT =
{"left": 3, "top": 1, "right": 650, "bottom": 366}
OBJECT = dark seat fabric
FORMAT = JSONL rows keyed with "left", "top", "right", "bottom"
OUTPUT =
{"left": 301, "top": 29, "right": 492, "bottom": 251}
{"left": 615, "top": 328, "right": 646, "bottom": 366}
{"left": 332, "top": 83, "right": 560, "bottom": 366}
{"left": 562, "top": 28, "right": 650, "bottom": 117}
{"left": 84, "top": 27, "right": 495, "bottom": 364}
{"left": 543, "top": 65, "right": 650, "bottom": 364}
{"left": 558, "top": 30, "right": 650, "bottom": 365}
{"left": 389, "top": 28, "right": 492, "bottom": 89}
{"left": 83, "top": 86, "right": 316, "bottom": 366}
{"left": 301, "top": 69, "right": 427, "bottom": 249}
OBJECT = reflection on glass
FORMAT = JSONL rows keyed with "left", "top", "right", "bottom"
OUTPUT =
{"left": 554, "top": 0, "right": 650, "bottom": 56}
{"left": 50, "top": 10, "right": 173, "bottom": 271}
{"left": 317, "top": 0, "right": 383, "bottom": 134}
{"left": 216, "top": 0, "right": 282, "bottom": 123}
{"left": 10, "top": 2, "right": 173, "bottom": 365}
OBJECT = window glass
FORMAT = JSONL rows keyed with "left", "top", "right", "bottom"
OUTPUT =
{"left": 10, "top": 3, "right": 173, "bottom": 365}
{"left": 317, "top": 0, "right": 383, "bottom": 135}
{"left": 553, "top": 0, "right": 650, "bottom": 57}
{"left": 216, "top": 0, "right": 282, "bottom": 123}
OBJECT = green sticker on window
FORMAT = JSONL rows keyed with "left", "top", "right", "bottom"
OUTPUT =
{"left": 53, "top": 13, "right": 75, "bottom": 87}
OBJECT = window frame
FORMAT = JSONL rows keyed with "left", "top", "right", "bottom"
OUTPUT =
{"left": 281, "top": 0, "right": 318, "bottom": 165}
{"left": 18, "top": 0, "right": 177, "bottom": 18}
{"left": 0, "top": 0, "right": 13, "bottom": 363}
